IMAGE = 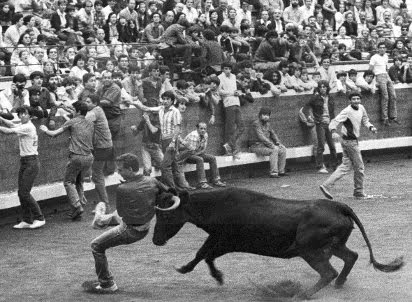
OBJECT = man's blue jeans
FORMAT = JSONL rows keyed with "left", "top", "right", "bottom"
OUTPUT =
{"left": 224, "top": 106, "right": 244, "bottom": 152}
{"left": 375, "top": 73, "right": 397, "bottom": 120}
{"left": 141, "top": 143, "right": 163, "bottom": 176}
{"left": 91, "top": 221, "right": 149, "bottom": 287}
{"left": 315, "top": 122, "right": 338, "bottom": 169}
{"left": 18, "top": 155, "right": 44, "bottom": 223}
{"left": 185, "top": 153, "right": 221, "bottom": 185}
{"left": 322, "top": 139, "right": 365, "bottom": 196}
{"left": 64, "top": 153, "right": 94, "bottom": 208}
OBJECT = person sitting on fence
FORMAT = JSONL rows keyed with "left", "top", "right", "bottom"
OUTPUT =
{"left": 356, "top": 70, "right": 377, "bottom": 94}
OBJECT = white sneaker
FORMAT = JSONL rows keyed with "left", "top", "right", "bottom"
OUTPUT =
{"left": 92, "top": 202, "right": 112, "bottom": 229}
{"left": 30, "top": 220, "right": 46, "bottom": 229}
{"left": 318, "top": 167, "right": 329, "bottom": 174}
{"left": 13, "top": 221, "right": 32, "bottom": 229}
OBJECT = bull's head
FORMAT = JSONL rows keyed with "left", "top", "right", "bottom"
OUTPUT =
{"left": 152, "top": 189, "right": 190, "bottom": 246}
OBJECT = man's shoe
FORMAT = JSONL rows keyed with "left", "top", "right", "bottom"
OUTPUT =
{"left": 68, "top": 206, "right": 84, "bottom": 220}
{"left": 232, "top": 150, "right": 241, "bottom": 160}
{"left": 198, "top": 183, "right": 213, "bottom": 189}
{"left": 320, "top": 185, "right": 333, "bottom": 200}
{"left": 30, "top": 220, "right": 46, "bottom": 229}
{"left": 92, "top": 202, "right": 110, "bottom": 229}
{"left": 213, "top": 180, "right": 226, "bottom": 187}
{"left": 318, "top": 167, "right": 329, "bottom": 174}
{"left": 270, "top": 173, "right": 280, "bottom": 178}
{"left": 222, "top": 143, "right": 232, "bottom": 155}
{"left": 13, "top": 221, "right": 32, "bottom": 229}
{"left": 82, "top": 280, "right": 118, "bottom": 294}
{"left": 390, "top": 118, "right": 401, "bottom": 125}
{"left": 354, "top": 193, "right": 374, "bottom": 200}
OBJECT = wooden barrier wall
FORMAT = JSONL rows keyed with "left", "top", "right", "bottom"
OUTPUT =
{"left": 1, "top": 89, "right": 411, "bottom": 194}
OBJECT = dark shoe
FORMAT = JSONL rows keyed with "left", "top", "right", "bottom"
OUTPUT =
{"left": 390, "top": 119, "right": 400, "bottom": 125}
{"left": 354, "top": 193, "right": 373, "bottom": 200}
{"left": 82, "top": 280, "right": 118, "bottom": 294}
{"left": 279, "top": 173, "right": 288, "bottom": 177}
{"left": 198, "top": 183, "right": 213, "bottom": 189}
{"left": 320, "top": 185, "right": 333, "bottom": 200}
{"left": 270, "top": 173, "right": 280, "bottom": 178}
{"left": 68, "top": 206, "right": 84, "bottom": 220}
{"left": 232, "top": 150, "right": 241, "bottom": 160}
{"left": 213, "top": 180, "right": 226, "bottom": 187}
{"left": 383, "top": 119, "right": 389, "bottom": 126}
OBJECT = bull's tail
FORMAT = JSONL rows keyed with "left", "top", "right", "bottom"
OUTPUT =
{"left": 343, "top": 205, "right": 405, "bottom": 272}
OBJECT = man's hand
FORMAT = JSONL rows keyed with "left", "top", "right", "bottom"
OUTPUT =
{"left": 332, "top": 132, "right": 340, "bottom": 141}
{"left": 39, "top": 125, "right": 48, "bottom": 132}
{"left": 370, "top": 126, "right": 377, "bottom": 134}
{"left": 142, "top": 112, "right": 150, "bottom": 122}
{"left": 209, "top": 115, "right": 215, "bottom": 125}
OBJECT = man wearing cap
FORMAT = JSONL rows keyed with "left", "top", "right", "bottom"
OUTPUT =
{"left": 28, "top": 71, "right": 57, "bottom": 128}
{"left": 248, "top": 107, "right": 287, "bottom": 178}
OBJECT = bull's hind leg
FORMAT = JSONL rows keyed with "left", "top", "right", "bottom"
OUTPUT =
{"left": 298, "top": 252, "right": 338, "bottom": 299}
{"left": 333, "top": 245, "right": 358, "bottom": 287}
{"left": 176, "top": 236, "right": 217, "bottom": 274}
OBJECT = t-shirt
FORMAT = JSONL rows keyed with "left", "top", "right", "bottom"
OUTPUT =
{"left": 218, "top": 73, "right": 240, "bottom": 108}
{"left": 85, "top": 106, "right": 113, "bottom": 149}
{"left": 62, "top": 116, "right": 94, "bottom": 155}
{"left": 15, "top": 121, "right": 38, "bottom": 157}
{"left": 369, "top": 54, "right": 389, "bottom": 75}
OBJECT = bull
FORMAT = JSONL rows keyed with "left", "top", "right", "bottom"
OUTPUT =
{"left": 153, "top": 187, "right": 404, "bottom": 299}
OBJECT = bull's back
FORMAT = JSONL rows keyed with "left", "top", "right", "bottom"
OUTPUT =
{"left": 188, "top": 188, "right": 353, "bottom": 257}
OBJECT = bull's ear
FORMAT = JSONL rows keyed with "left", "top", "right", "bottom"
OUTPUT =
{"left": 178, "top": 190, "right": 191, "bottom": 204}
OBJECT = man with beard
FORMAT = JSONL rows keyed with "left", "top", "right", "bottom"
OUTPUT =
{"left": 248, "top": 107, "right": 287, "bottom": 178}
{"left": 27, "top": 71, "right": 57, "bottom": 128}
{"left": 96, "top": 70, "right": 122, "bottom": 175}
{"left": 283, "top": 0, "right": 304, "bottom": 27}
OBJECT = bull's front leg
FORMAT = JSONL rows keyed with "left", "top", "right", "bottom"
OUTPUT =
{"left": 176, "top": 236, "right": 218, "bottom": 274}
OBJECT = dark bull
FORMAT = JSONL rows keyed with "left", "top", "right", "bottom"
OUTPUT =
{"left": 153, "top": 188, "right": 404, "bottom": 299}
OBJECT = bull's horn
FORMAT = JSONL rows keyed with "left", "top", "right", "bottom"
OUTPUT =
{"left": 155, "top": 196, "right": 181, "bottom": 211}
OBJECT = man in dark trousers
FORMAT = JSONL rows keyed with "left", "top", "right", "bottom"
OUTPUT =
{"left": 83, "top": 153, "right": 177, "bottom": 293}
{"left": 40, "top": 102, "right": 94, "bottom": 220}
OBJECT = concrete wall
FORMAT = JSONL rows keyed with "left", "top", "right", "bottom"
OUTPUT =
{"left": 1, "top": 88, "right": 411, "bottom": 195}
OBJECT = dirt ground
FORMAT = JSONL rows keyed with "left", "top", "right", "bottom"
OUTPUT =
{"left": 0, "top": 158, "right": 411, "bottom": 302}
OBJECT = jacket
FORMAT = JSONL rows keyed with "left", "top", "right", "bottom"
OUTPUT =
{"left": 303, "top": 94, "right": 335, "bottom": 124}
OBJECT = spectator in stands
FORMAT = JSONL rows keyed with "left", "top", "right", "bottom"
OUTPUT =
{"left": 336, "top": 71, "right": 348, "bottom": 93}
{"left": 144, "top": 12, "right": 164, "bottom": 43}
{"left": 40, "top": 101, "right": 94, "bottom": 221}
{"left": 346, "top": 69, "right": 362, "bottom": 94}
{"left": 138, "top": 63, "right": 162, "bottom": 106}
{"left": 183, "top": 0, "right": 199, "bottom": 24}
{"left": 182, "top": 122, "right": 227, "bottom": 189}
{"left": 200, "top": 29, "right": 224, "bottom": 74}
{"left": 96, "top": 70, "right": 122, "bottom": 174}
{"left": 362, "top": 0, "right": 377, "bottom": 28}
{"left": 3, "top": 13, "right": 24, "bottom": 52}
{"left": 77, "top": 0, "right": 95, "bottom": 40}
{"left": 78, "top": 73, "right": 97, "bottom": 102}
{"left": 218, "top": 62, "right": 244, "bottom": 159}
{"left": 263, "top": 69, "right": 286, "bottom": 94}
{"left": 254, "top": 10, "right": 272, "bottom": 39}
{"left": 28, "top": 71, "right": 57, "bottom": 124}
{"left": 84, "top": 94, "right": 113, "bottom": 211}
{"left": 388, "top": 55, "right": 403, "bottom": 83}
{"left": 283, "top": 0, "right": 304, "bottom": 27}
{"left": 94, "top": 1, "right": 106, "bottom": 30}
{"left": 391, "top": 39, "right": 408, "bottom": 58}
{"left": 254, "top": 30, "right": 288, "bottom": 70}
{"left": 369, "top": 42, "right": 399, "bottom": 125}
{"left": 102, "top": 13, "right": 119, "bottom": 44}
{"left": 303, "top": 80, "right": 338, "bottom": 174}
{"left": 0, "top": 74, "right": 30, "bottom": 112}
{"left": 376, "top": 0, "right": 393, "bottom": 24}
{"left": 356, "top": 70, "right": 377, "bottom": 93}
{"left": 95, "top": 29, "right": 111, "bottom": 59}
{"left": 162, "top": 11, "right": 175, "bottom": 31}
{"left": 0, "top": 3, "right": 13, "bottom": 33}
{"left": 159, "top": 17, "right": 193, "bottom": 72}
{"left": 400, "top": 52, "right": 412, "bottom": 83}
{"left": 316, "top": 56, "right": 337, "bottom": 90}
{"left": 69, "top": 54, "right": 88, "bottom": 80}
{"left": 0, "top": 106, "right": 46, "bottom": 229}
{"left": 248, "top": 107, "right": 287, "bottom": 178}
{"left": 131, "top": 111, "right": 163, "bottom": 176}
{"left": 355, "top": 28, "right": 374, "bottom": 59}
{"left": 342, "top": 11, "right": 358, "bottom": 37}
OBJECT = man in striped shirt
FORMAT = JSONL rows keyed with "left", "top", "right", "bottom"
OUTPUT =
{"left": 182, "top": 122, "right": 226, "bottom": 189}
{"left": 320, "top": 93, "right": 377, "bottom": 200}
{"left": 130, "top": 91, "right": 194, "bottom": 191}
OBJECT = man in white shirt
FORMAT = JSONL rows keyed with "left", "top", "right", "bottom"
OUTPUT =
{"left": 0, "top": 74, "right": 30, "bottom": 113}
{"left": 0, "top": 106, "right": 45, "bottom": 229}
{"left": 237, "top": 1, "right": 252, "bottom": 24}
{"left": 369, "top": 42, "right": 399, "bottom": 125}
{"left": 299, "top": 0, "right": 315, "bottom": 25}
{"left": 218, "top": 62, "right": 244, "bottom": 159}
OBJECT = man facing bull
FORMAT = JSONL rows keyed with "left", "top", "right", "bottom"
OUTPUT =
{"left": 82, "top": 153, "right": 179, "bottom": 293}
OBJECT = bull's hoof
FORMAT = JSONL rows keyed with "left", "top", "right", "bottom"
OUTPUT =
{"left": 212, "top": 271, "right": 224, "bottom": 285}
{"left": 175, "top": 265, "right": 192, "bottom": 274}
{"left": 334, "top": 277, "right": 346, "bottom": 288}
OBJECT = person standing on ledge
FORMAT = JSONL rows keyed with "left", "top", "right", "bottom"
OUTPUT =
{"left": 0, "top": 106, "right": 46, "bottom": 229}
{"left": 40, "top": 101, "right": 94, "bottom": 220}
{"left": 320, "top": 93, "right": 377, "bottom": 200}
